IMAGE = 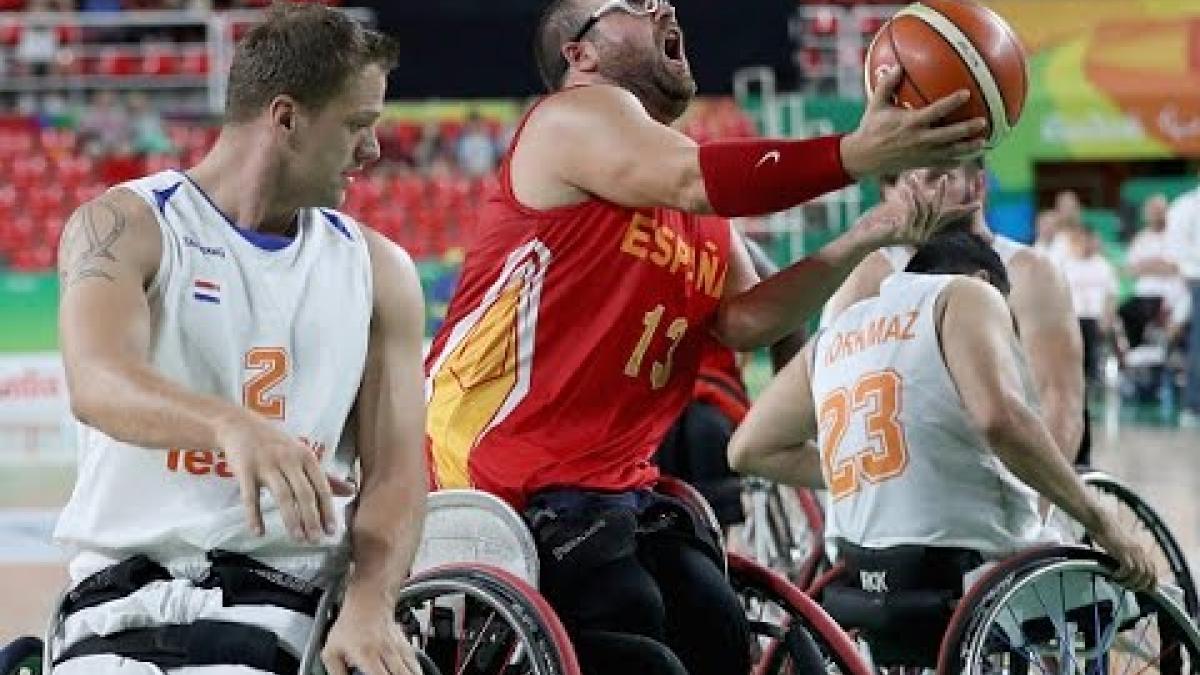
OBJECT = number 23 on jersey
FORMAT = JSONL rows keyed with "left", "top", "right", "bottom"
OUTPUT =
{"left": 818, "top": 369, "right": 909, "bottom": 501}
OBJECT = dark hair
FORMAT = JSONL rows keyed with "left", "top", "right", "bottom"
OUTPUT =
{"left": 880, "top": 156, "right": 986, "bottom": 188}
{"left": 534, "top": 0, "right": 587, "bottom": 92}
{"left": 905, "top": 230, "right": 1011, "bottom": 295}
{"left": 224, "top": 3, "right": 400, "bottom": 124}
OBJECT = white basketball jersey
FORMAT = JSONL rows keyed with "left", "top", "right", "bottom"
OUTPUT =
{"left": 812, "top": 272, "right": 1043, "bottom": 558}
{"left": 54, "top": 170, "right": 374, "bottom": 582}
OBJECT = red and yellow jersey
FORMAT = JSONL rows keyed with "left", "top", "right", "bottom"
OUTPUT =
{"left": 424, "top": 96, "right": 732, "bottom": 510}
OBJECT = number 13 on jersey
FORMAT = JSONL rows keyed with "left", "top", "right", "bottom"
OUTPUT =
{"left": 819, "top": 369, "right": 909, "bottom": 501}
{"left": 625, "top": 304, "right": 688, "bottom": 390}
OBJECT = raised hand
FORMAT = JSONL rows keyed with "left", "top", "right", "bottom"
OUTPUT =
{"left": 840, "top": 65, "right": 988, "bottom": 178}
{"left": 849, "top": 174, "right": 981, "bottom": 250}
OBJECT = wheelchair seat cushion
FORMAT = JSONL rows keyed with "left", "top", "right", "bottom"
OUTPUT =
{"left": 412, "top": 490, "right": 540, "bottom": 586}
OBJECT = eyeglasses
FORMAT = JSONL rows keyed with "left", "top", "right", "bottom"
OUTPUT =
{"left": 570, "top": 0, "right": 669, "bottom": 44}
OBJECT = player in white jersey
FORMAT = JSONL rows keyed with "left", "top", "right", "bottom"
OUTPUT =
{"left": 822, "top": 159, "right": 1087, "bottom": 466}
{"left": 51, "top": 5, "right": 426, "bottom": 675}
{"left": 729, "top": 230, "right": 1152, "bottom": 664}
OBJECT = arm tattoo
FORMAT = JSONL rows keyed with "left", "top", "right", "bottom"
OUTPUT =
{"left": 58, "top": 200, "right": 128, "bottom": 288}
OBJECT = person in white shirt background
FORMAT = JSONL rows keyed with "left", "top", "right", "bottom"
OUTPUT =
{"left": 1122, "top": 195, "right": 1190, "bottom": 354}
{"left": 1060, "top": 227, "right": 1120, "bottom": 387}
{"left": 1167, "top": 176, "right": 1200, "bottom": 425}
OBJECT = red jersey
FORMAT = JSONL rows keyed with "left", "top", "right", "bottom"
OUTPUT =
{"left": 424, "top": 94, "right": 732, "bottom": 509}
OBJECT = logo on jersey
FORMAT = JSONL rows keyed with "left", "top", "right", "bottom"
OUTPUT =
{"left": 193, "top": 279, "right": 221, "bottom": 304}
{"left": 860, "top": 569, "right": 889, "bottom": 593}
{"left": 754, "top": 150, "right": 781, "bottom": 169}
{"left": 183, "top": 236, "right": 226, "bottom": 259}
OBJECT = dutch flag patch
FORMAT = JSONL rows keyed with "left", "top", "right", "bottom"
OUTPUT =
{"left": 193, "top": 279, "right": 221, "bottom": 304}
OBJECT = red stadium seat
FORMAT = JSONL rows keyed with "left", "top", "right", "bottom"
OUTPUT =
{"left": 0, "top": 17, "right": 20, "bottom": 45}
{"left": 95, "top": 47, "right": 142, "bottom": 77}
{"left": 179, "top": 49, "right": 210, "bottom": 76}
{"left": 810, "top": 9, "right": 839, "bottom": 37}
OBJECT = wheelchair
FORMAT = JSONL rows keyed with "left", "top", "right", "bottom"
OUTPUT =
{"left": 818, "top": 544, "right": 1200, "bottom": 675}
{"left": 1046, "top": 468, "right": 1199, "bottom": 619}
{"left": 0, "top": 476, "right": 871, "bottom": 675}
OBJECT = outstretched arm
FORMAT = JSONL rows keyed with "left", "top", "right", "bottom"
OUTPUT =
{"left": 512, "top": 69, "right": 984, "bottom": 215}
{"left": 728, "top": 341, "right": 825, "bottom": 488}
{"left": 941, "top": 278, "right": 1153, "bottom": 589}
{"left": 322, "top": 230, "right": 428, "bottom": 675}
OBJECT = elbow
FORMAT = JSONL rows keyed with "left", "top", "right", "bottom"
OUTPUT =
{"left": 727, "top": 428, "right": 754, "bottom": 474}
{"left": 973, "top": 395, "right": 1029, "bottom": 448}
{"left": 713, "top": 306, "right": 772, "bottom": 352}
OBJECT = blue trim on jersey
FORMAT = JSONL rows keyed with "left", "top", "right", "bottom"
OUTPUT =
{"left": 174, "top": 170, "right": 298, "bottom": 252}
{"left": 152, "top": 182, "right": 182, "bottom": 216}
{"left": 320, "top": 209, "right": 354, "bottom": 241}
{"left": 193, "top": 293, "right": 220, "bottom": 304}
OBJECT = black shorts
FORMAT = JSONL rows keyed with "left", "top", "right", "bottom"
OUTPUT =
{"left": 524, "top": 489, "right": 749, "bottom": 675}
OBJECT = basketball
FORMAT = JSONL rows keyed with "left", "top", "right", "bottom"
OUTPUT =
{"left": 864, "top": 0, "right": 1029, "bottom": 148}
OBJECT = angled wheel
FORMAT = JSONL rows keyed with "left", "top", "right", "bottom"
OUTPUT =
{"left": 729, "top": 552, "right": 872, "bottom": 675}
{"left": 938, "top": 546, "right": 1200, "bottom": 675}
{"left": 1078, "top": 469, "right": 1199, "bottom": 619}
{"left": 395, "top": 563, "right": 581, "bottom": 675}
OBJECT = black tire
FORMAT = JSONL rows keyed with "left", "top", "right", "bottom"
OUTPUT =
{"left": 0, "top": 636, "right": 42, "bottom": 675}
{"left": 395, "top": 564, "right": 580, "bottom": 675}
{"left": 1079, "top": 469, "right": 1200, "bottom": 619}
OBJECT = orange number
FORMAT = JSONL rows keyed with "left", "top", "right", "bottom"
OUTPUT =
{"left": 244, "top": 347, "right": 288, "bottom": 419}
{"left": 625, "top": 305, "right": 688, "bottom": 390}
{"left": 818, "top": 369, "right": 908, "bottom": 501}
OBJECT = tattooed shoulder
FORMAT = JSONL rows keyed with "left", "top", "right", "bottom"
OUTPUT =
{"left": 58, "top": 196, "right": 131, "bottom": 288}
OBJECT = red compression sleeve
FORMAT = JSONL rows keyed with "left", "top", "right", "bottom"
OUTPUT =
{"left": 698, "top": 135, "right": 853, "bottom": 218}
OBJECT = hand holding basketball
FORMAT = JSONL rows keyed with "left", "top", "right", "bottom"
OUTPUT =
{"left": 841, "top": 66, "right": 988, "bottom": 178}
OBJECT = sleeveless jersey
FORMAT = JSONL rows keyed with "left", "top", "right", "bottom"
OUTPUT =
{"left": 812, "top": 272, "right": 1043, "bottom": 557}
{"left": 54, "top": 170, "right": 373, "bottom": 582}
{"left": 424, "top": 93, "right": 732, "bottom": 510}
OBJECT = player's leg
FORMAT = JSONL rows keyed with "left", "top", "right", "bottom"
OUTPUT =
{"left": 638, "top": 521, "right": 752, "bottom": 675}
{"left": 526, "top": 493, "right": 679, "bottom": 675}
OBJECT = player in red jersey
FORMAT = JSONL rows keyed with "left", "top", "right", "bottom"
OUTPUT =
{"left": 424, "top": 1, "right": 985, "bottom": 673}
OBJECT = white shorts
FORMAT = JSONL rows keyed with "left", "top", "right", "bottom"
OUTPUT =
{"left": 53, "top": 578, "right": 316, "bottom": 675}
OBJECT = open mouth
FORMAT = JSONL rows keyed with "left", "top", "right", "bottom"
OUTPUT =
{"left": 663, "top": 28, "right": 684, "bottom": 63}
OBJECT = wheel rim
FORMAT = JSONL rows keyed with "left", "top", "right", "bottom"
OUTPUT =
{"left": 956, "top": 560, "right": 1200, "bottom": 675}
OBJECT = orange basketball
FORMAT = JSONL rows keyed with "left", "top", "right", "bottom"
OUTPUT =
{"left": 864, "top": 0, "right": 1029, "bottom": 148}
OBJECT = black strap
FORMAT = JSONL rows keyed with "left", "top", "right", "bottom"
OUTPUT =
{"left": 60, "top": 555, "right": 172, "bottom": 617}
{"left": 54, "top": 621, "right": 299, "bottom": 675}
{"left": 61, "top": 550, "right": 323, "bottom": 620}
{"left": 200, "top": 550, "right": 323, "bottom": 617}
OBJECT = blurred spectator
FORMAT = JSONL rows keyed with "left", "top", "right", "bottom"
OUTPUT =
{"left": 1121, "top": 194, "right": 1188, "bottom": 349}
{"left": 127, "top": 91, "right": 173, "bottom": 155}
{"left": 1055, "top": 189, "right": 1082, "bottom": 224}
{"left": 412, "top": 119, "right": 445, "bottom": 170}
{"left": 78, "top": 89, "right": 130, "bottom": 156}
{"left": 455, "top": 111, "right": 498, "bottom": 177}
{"left": 1167, "top": 173, "right": 1200, "bottom": 425}
{"left": 15, "top": 1, "right": 60, "bottom": 78}
{"left": 1033, "top": 209, "right": 1065, "bottom": 263}
{"left": 1060, "top": 227, "right": 1119, "bottom": 386}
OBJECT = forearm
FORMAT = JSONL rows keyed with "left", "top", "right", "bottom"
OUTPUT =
{"left": 986, "top": 404, "right": 1103, "bottom": 532}
{"left": 1039, "top": 383, "right": 1085, "bottom": 463}
{"left": 698, "top": 135, "right": 853, "bottom": 218}
{"left": 715, "top": 234, "right": 871, "bottom": 350}
{"left": 66, "top": 357, "right": 244, "bottom": 451}
{"left": 344, "top": 473, "right": 425, "bottom": 602}
{"left": 730, "top": 440, "right": 825, "bottom": 488}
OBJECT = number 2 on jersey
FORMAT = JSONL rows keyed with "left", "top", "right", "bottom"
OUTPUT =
{"left": 818, "top": 369, "right": 908, "bottom": 501}
{"left": 625, "top": 304, "right": 688, "bottom": 390}
{"left": 244, "top": 347, "right": 288, "bottom": 419}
